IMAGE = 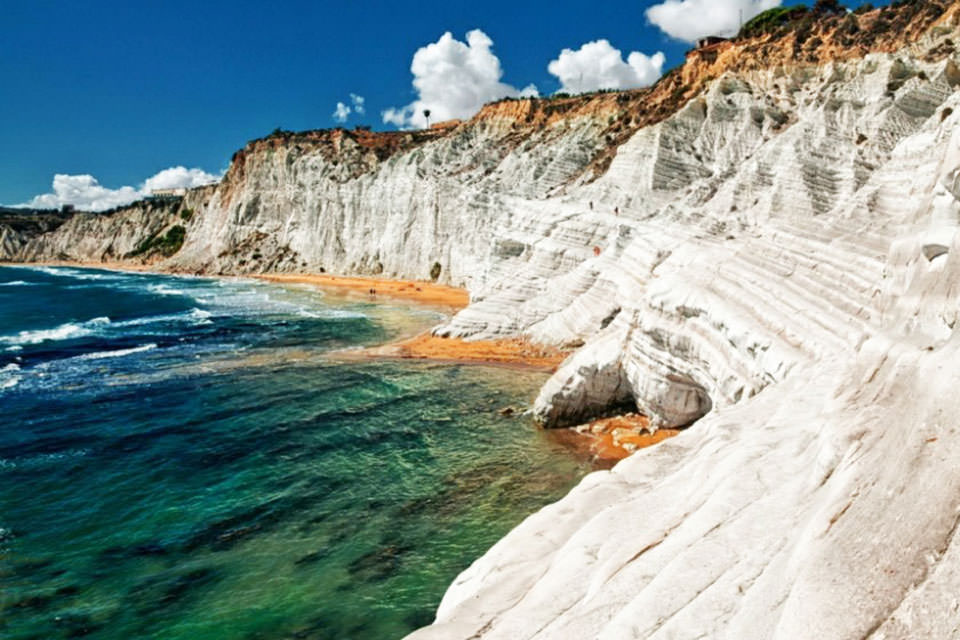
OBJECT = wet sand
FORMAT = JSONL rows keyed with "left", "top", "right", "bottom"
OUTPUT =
{"left": 4, "top": 262, "right": 567, "bottom": 370}
{"left": 4, "top": 260, "right": 673, "bottom": 463}
{"left": 347, "top": 332, "right": 570, "bottom": 371}
{"left": 254, "top": 273, "right": 469, "bottom": 310}
{"left": 549, "top": 414, "right": 681, "bottom": 468}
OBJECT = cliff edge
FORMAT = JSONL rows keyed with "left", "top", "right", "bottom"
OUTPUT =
{"left": 6, "top": 2, "right": 960, "bottom": 637}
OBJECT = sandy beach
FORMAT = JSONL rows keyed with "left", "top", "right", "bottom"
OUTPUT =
{"left": 549, "top": 414, "right": 681, "bottom": 466}
{"left": 254, "top": 272, "right": 469, "bottom": 310}
{"left": 3, "top": 262, "right": 570, "bottom": 370}
{"left": 349, "top": 332, "right": 569, "bottom": 371}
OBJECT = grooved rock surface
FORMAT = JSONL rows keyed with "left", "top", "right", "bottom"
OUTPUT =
{"left": 7, "top": 5, "right": 960, "bottom": 637}
{"left": 406, "top": 21, "right": 960, "bottom": 640}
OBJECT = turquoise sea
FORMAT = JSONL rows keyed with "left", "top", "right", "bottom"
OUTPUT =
{"left": 0, "top": 265, "right": 593, "bottom": 639}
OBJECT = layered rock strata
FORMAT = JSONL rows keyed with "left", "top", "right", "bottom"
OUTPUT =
{"left": 6, "top": 3, "right": 960, "bottom": 637}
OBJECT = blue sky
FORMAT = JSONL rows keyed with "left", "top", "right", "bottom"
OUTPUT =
{"left": 1, "top": 0, "right": 866, "bottom": 209}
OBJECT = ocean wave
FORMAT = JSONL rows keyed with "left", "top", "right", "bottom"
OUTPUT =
{"left": 28, "top": 266, "right": 120, "bottom": 281}
{"left": 73, "top": 343, "right": 158, "bottom": 361}
{"left": 0, "top": 308, "right": 215, "bottom": 348}
{"left": 0, "top": 449, "right": 90, "bottom": 470}
{"left": 0, "top": 363, "right": 21, "bottom": 390}
{"left": 0, "top": 316, "right": 111, "bottom": 346}
{"left": 147, "top": 283, "right": 186, "bottom": 296}
{"left": 297, "top": 308, "right": 366, "bottom": 320}
{"left": 0, "top": 280, "right": 32, "bottom": 287}
{"left": 114, "top": 307, "right": 212, "bottom": 328}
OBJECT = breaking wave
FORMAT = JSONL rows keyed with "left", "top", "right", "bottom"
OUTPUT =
{"left": 147, "top": 283, "right": 186, "bottom": 296}
{"left": 73, "top": 343, "right": 158, "bottom": 361}
{"left": 0, "top": 317, "right": 111, "bottom": 346}
{"left": 0, "top": 363, "right": 21, "bottom": 390}
{"left": 27, "top": 266, "right": 121, "bottom": 280}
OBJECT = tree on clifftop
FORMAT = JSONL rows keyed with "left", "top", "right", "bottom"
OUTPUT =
{"left": 813, "top": 0, "right": 845, "bottom": 13}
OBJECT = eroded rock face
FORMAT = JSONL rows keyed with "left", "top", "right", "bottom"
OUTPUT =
{"left": 7, "top": 4, "right": 960, "bottom": 637}
{"left": 405, "top": 17, "right": 960, "bottom": 640}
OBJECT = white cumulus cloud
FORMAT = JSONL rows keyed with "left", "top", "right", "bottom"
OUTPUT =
{"left": 646, "top": 0, "right": 782, "bottom": 42}
{"left": 143, "top": 166, "right": 221, "bottom": 193}
{"left": 332, "top": 102, "right": 351, "bottom": 123}
{"left": 332, "top": 94, "right": 366, "bottom": 123}
{"left": 547, "top": 40, "right": 666, "bottom": 94}
{"left": 19, "top": 166, "right": 221, "bottom": 212}
{"left": 23, "top": 175, "right": 142, "bottom": 212}
{"left": 383, "top": 29, "right": 537, "bottom": 129}
{"left": 350, "top": 93, "right": 365, "bottom": 115}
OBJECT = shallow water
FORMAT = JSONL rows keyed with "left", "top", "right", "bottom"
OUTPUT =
{"left": 0, "top": 266, "right": 593, "bottom": 639}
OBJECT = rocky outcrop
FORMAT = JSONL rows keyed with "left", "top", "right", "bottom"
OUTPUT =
{"left": 6, "top": 3, "right": 960, "bottom": 637}
{"left": 0, "top": 208, "right": 71, "bottom": 258}
{"left": 5, "top": 186, "right": 215, "bottom": 265}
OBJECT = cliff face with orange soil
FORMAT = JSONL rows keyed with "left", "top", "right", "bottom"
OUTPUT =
{"left": 9, "top": 3, "right": 960, "bottom": 637}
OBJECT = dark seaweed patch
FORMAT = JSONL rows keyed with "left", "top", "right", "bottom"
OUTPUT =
{"left": 10, "top": 592, "right": 55, "bottom": 611}
{"left": 126, "top": 567, "right": 220, "bottom": 615}
{"left": 10, "top": 557, "right": 66, "bottom": 582}
{"left": 53, "top": 612, "right": 103, "bottom": 638}
{"left": 293, "top": 548, "right": 331, "bottom": 566}
{"left": 347, "top": 543, "right": 414, "bottom": 582}
{"left": 97, "top": 541, "right": 168, "bottom": 565}
{"left": 181, "top": 499, "right": 291, "bottom": 552}
{"left": 404, "top": 608, "right": 435, "bottom": 631}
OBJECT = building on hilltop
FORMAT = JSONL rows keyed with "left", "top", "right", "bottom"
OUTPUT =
{"left": 696, "top": 36, "right": 729, "bottom": 49}
{"left": 687, "top": 36, "right": 732, "bottom": 64}
{"left": 148, "top": 187, "right": 187, "bottom": 199}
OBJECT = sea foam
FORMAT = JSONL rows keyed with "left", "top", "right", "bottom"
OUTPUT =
{"left": 0, "top": 363, "right": 21, "bottom": 390}
{"left": 0, "top": 316, "right": 111, "bottom": 345}
{"left": 73, "top": 343, "right": 158, "bottom": 361}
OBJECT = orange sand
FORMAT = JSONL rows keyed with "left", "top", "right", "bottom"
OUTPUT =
{"left": 352, "top": 332, "right": 568, "bottom": 371}
{"left": 256, "top": 272, "right": 568, "bottom": 370}
{"left": 8, "top": 262, "right": 565, "bottom": 370}
{"left": 551, "top": 414, "right": 681, "bottom": 466}
{"left": 255, "top": 272, "right": 469, "bottom": 310}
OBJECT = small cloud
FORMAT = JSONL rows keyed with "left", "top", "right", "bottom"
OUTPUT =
{"left": 22, "top": 174, "right": 141, "bottom": 211}
{"left": 646, "top": 0, "right": 782, "bottom": 43}
{"left": 547, "top": 40, "right": 665, "bottom": 94}
{"left": 383, "top": 29, "right": 532, "bottom": 129}
{"left": 333, "top": 94, "right": 366, "bottom": 123}
{"left": 350, "top": 93, "right": 366, "bottom": 115}
{"left": 519, "top": 84, "right": 539, "bottom": 98}
{"left": 142, "top": 166, "right": 221, "bottom": 193}
{"left": 18, "top": 166, "right": 221, "bottom": 212}
{"left": 333, "top": 101, "right": 351, "bottom": 123}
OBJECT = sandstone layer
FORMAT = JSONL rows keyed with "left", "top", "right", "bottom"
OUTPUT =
{"left": 6, "top": 3, "right": 960, "bottom": 637}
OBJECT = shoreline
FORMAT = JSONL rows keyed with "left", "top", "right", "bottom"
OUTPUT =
{"left": 559, "top": 413, "right": 682, "bottom": 466}
{"left": 3, "top": 260, "right": 678, "bottom": 463}
{"left": 1, "top": 261, "right": 568, "bottom": 371}
{"left": 344, "top": 331, "right": 570, "bottom": 372}
{"left": 253, "top": 272, "right": 469, "bottom": 311}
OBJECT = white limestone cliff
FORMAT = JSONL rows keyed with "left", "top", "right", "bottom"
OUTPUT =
{"left": 6, "top": 4, "right": 960, "bottom": 637}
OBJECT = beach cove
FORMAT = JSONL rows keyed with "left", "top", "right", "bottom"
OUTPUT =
{"left": 0, "top": 264, "right": 594, "bottom": 639}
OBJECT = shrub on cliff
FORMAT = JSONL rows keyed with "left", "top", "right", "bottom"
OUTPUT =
{"left": 739, "top": 5, "right": 808, "bottom": 38}
{"left": 430, "top": 262, "right": 442, "bottom": 281}
{"left": 127, "top": 225, "right": 187, "bottom": 258}
{"left": 813, "top": 0, "right": 845, "bottom": 13}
